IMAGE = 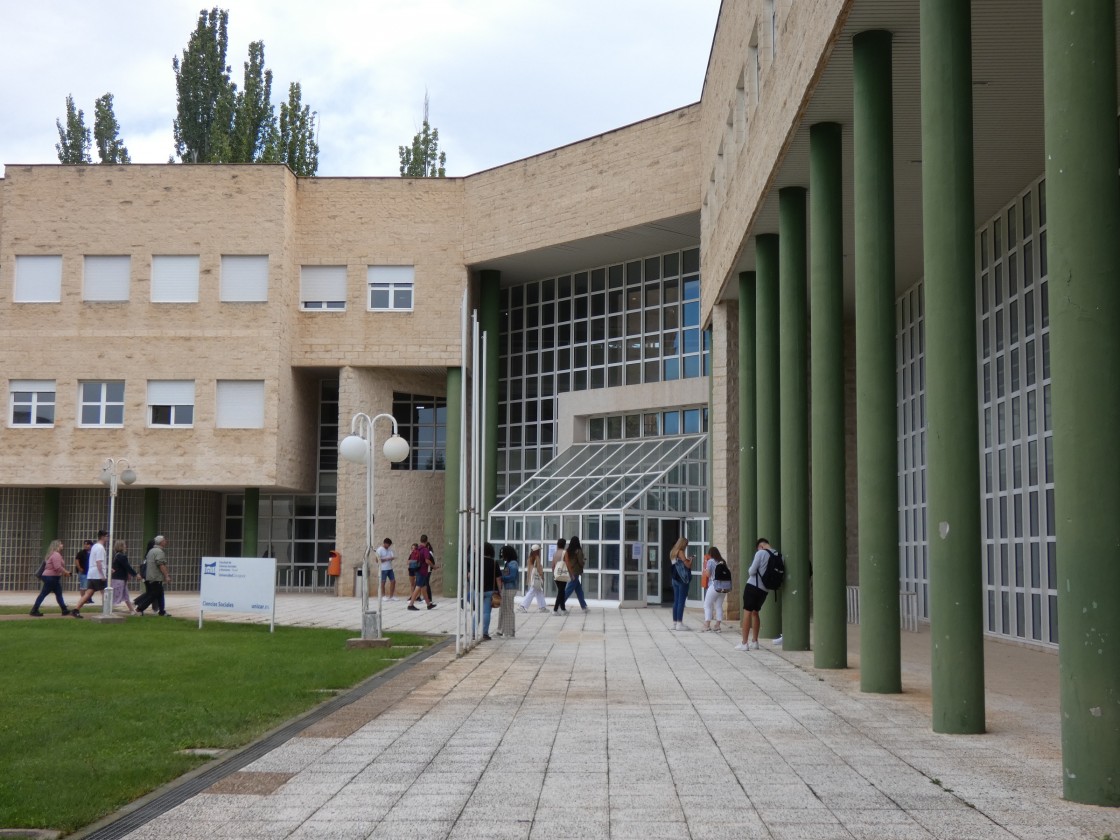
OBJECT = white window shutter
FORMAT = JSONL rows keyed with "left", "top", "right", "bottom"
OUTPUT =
{"left": 220, "top": 255, "right": 269, "bottom": 302}
{"left": 216, "top": 380, "right": 265, "bottom": 428}
{"left": 300, "top": 266, "right": 347, "bottom": 304}
{"left": 147, "top": 380, "right": 195, "bottom": 406}
{"left": 83, "top": 256, "right": 131, "bottom": 301}
{"left": 368, "top": 265, "right": 414, "bottom": 284}
{"left": 152, "top": 255, "right": 200, "bottom": 302}
{"left": 14, "top": 256, "right": 62, "bottom": 302}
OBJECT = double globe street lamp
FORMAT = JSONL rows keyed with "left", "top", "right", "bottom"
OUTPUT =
{"left": 95, "top": 457, "right": 136, "bottom": 622}
{"left": 339, "top": 412, "right": 409, "bottom": 646}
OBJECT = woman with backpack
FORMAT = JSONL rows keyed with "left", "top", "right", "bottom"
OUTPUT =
{"left": 518, "top": 544, "right": 548, "bottom": 613}
{"left": 702, "top": 546, "right": 732, "bottom": 631}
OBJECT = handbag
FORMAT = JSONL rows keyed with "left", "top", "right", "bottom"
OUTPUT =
{"left": 491, "top": 591, "right": 502, "bottom": 608}
{"left": 554, "top": 558, "right": 571, "bottom": 583}
{"left": 34, "top": 560, "right": 46, "bottom": 581}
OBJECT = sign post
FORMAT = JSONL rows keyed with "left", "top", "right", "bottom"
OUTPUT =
{"left": 199, "top": 556, "right": 277, "bottom": 632}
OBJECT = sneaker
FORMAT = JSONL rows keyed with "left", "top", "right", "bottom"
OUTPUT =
{"left": 71, "top": 611, "right": 83, "bottom": 619}
{"left": 481, "top": 634, "right": 492, "bottom": 641}
{"left": 29, "top": 610, "right": 44, "bottom": 617}
{"left": 389, "top": 596, "right": 399, "bottom": 601}
{"left": 748, "top": 641, "right": 760, "bottom": 650}
{"left": 702, "top": 625, "right": 711, "bottom": 632}
{"left": 538, "top": 608, "right": 550, "bottom": 613}
{"left": 772, "top": 635, "right": 783, "bottom": 646}
{"left": 407, "top": 604, "right": 419, "bottom": 611}
{"left": 61, "top": 609, "right": 71, "bottom": 616}
{"left": 426, "top": 603, "right": 437, "bottom": 610}
{"left": 735, "top": 642, "right": 750, "bottom": 651}
{"left": 678, "top": 624, "right": 693, "bottom": 631}
{"left": 516, "top": 606, "right": 527, "bottom": 613}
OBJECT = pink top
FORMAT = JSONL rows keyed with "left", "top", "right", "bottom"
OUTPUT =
{"left": 44, "top": 551, "right": 67, "bottom": 577}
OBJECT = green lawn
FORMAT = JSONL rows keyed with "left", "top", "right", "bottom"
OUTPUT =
{"left": 0, "top": 616, "right": 434, "bottom": 834}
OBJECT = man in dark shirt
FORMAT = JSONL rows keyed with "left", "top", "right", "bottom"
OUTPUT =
{"left": 74, "top": 539, "right": 93, "bottom": 604}
{"left": 481, "top": 543, "right": 498, "bottom": 641}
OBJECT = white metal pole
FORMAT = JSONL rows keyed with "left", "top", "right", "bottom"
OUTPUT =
{"left": 102, "top": 477, "right": 116, "bottom": 617}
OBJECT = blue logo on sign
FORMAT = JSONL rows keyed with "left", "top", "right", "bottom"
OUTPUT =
{"left": 203, "top": 561, "right": 217, "bottom": 576}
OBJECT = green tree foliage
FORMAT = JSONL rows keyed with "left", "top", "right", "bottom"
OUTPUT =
{"left": 231, "top": 41, "right": 275, "bottom": 163}
{"left": 399, "top": 94, "right": 446, "bottom": 177}
{"left": 172, "top": 7, "right": 232, "bottom": 163}
{"left": 265, "top": 82, "right": 319, "bottom": 176}
{"left": 93, "top": 93, "right": 131, "bottom": 164}
{"left": 55, "top": 95, "right": 91, "bottom": 164}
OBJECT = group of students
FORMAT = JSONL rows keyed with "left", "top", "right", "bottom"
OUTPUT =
{"left": 30, "top": 531, "right": 172, "bottom": 618}
{"left": 372, "top": 535, "right": 439, "bottom": 611}
{"left": 517, "top": 536, "right": 589, "bottom": 615}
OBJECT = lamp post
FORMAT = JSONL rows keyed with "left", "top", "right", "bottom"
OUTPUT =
{"left": 339, "top": 412, "right": 409, "bottom": 646}
{"left": 97, "top": 457, "right": 136, "bottom": 621}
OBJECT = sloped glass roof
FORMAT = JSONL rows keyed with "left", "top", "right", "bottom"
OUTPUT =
{"left": 492, "top": 435, "right": 706, "bottom": 514}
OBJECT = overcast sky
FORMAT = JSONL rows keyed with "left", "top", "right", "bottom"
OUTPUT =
{"left": 0, "top": 1, "right": 720, "bottom": 179}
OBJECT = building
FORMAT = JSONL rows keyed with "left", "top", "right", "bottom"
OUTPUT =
{"left": 2, "top": 0, "right": 1117, "bottom": 806}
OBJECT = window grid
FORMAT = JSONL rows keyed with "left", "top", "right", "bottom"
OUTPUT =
{"left": 10, "top": 381, "right": 56, "bottom": 427}
{"left": 391, "top": 392, "right": 447, "bottom": 471}
{"left": 497, "top": 248, "right": 706, "bottom": 497}
{"left": 368, "top": 266, "right": 415, "bottom": 311}
{"left": 587, "top": 407, "right": 709, "bottom": 442}
{"left": 79, "top": 381, "right": 125, "bottom": 427}
{"left": 896, "top": 285, "right": 928, "bottom": 620}
{"left": 978, "top": 176, "right": 1056, "bottom": 645}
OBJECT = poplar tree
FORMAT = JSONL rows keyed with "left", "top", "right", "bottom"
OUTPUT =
{"left": 55, "top": 95, "right": 92, "bottom": 164}
{"left": 94, "top": 93, "right": 131, "bottom": 164}
{"left": 172, "top": 7, "right": 233, "bottom": 163}
{"left": 399, "top": 94, "right": 447, "bottom": 177}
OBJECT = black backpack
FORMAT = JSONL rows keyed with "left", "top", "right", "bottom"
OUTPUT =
{"left": 712, "top": 561, "right": 732, "bottom": 583}
{"left": 761, "top": 549, "right": 786, "bottom": 591}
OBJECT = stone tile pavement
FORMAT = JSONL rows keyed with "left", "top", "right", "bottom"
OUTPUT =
{"left": 3, "top": 591, "right": 1118, "bottom": 839}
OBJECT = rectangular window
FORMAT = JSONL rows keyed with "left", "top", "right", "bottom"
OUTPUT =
{"left": 10, "top": 380, "right": 55, "bottom": 426}
{"left": 14, "top": 256, "right": 62, "bottom": 302}
{"left": 79, "top": 381, "right": 125, "bottom": 427}
{"left": 151, "top": 255, "right": 200, "bottom": 302}
{"left": 147, "top": 380, "right": 195, "bottom": 427}
{"left": 368, "top": 265, "right": 415, "bottom": 311}
{"left": 216, "top": 380, "right": 265, "bottom": 428}
{"left": 220, "top": 255, "right": 269, "bottom": 302}
{"left": 300, "top": 265, "right": 347, "bottom": 310}
{"left": 83, "top": 256, "right": 131, "bottom": 301}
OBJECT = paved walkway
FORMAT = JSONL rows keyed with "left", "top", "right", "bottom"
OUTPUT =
{"left": 3, "top": 592, "right": 1118, "bottom": 839}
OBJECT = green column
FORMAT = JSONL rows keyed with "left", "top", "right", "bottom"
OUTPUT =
{"left": 143, "top": 488, "right": 159, "bottom": 547}
{"left": 755, "top": 234, "right": 782, "bottom": 638}
{"left": 243, "top": 488, "right": 259, "bottom": 558}
{"left": 738, "top": 273, "right": 757, "bottom": 591}
{"left": 480, "top": 270, "right": 501, "bottom": 516}
{"left": 1043, "top": 0, "right": 1120, "bottom": 806}
{"left": 920, "top": 3, "right": 985, "bottom": 730}
{"left": 41, "top": 488, "right": 60, "bottom": 554}
{"left": 810, "top": 122, "right": 848, "bottom": 669}
{"left": 779, "top": 187, "right": 810, "bottom": 651}
{"left": 854, "top": 29, "right": 901, "bottom": 694}
{"left": 443, "top": 367, "right": 463, "bottom": 597}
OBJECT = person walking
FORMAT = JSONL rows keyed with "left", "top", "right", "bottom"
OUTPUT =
{"left": 551, "top": 538, "right": 570, "bottom": 614}
{"left": 377, "top": 538, "right": 397, "bottom": 601}
{"left": 29, "top": 539, "right": 72, "bottom": 617}
{"left": 136, "top": 536, "right": 172, "bottom": 616}
{"left": 736, "top": 538, "right": 773, "bottom": 651}
{"left": 563, "top": 535, "right": 589, "bottom": 611}
{"left": 420, "top": 535, "right": 436, "bottom": 605}
{"left": 110, "top": 540, "right": 138, "bottom": 615}
{"left": 73, "top": 539, "right": 92, "bottom": 600}
{"left": 496, "top": 545, "right": 519, "bottom": 637}
{"left": 669, "top": 536, "right": 693, "bottom": 631}
{"left": 70, "top": 530, "right": 109, "bottom": 618}
{"left": 405, "top": 539, "right": 437, "bottom": 611}
{"left": 702, "top": 546, "right": 732, "bottom": 631}
{"left": 519, "top": 544, "right": 548, "bottom": 612}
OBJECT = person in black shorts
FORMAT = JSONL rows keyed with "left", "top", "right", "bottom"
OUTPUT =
{"left": 736, "top": 538, "right": 772, "bottom": 651}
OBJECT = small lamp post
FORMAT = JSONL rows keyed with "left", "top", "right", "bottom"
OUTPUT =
{"left": 94, "top": 457, "right": 136, "bottom": 622}
{"left": 339, "top": 412, "right": 409, "bottom": 647}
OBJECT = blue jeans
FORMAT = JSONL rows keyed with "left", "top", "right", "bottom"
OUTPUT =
{"left": 33, "top": 576, "right": 68, "bottom": 612}
{"left": 671, "top": 577, "right": 688, "bottom": 622}
{"left": 564, "top": 575, "right": 587, "bottom": 608}
{"left": 482, "top": 590, "right": 495, "bottom": 635}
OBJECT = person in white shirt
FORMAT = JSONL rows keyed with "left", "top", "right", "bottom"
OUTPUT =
{"left": 736, "top": 538, "right": 772, "bottom": 651}
{"left": 70, "top": 530, "right": 109, "bottom": 618}
{"left": 377, "top": 538, "right": 397, "bottom": 600}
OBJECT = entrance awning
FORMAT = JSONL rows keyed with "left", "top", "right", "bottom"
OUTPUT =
{"left": 492, "top": 435, "right": 707, "bottom": 515}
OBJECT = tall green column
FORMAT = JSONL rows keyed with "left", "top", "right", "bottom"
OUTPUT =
{"left": 854, "top": 29, "right": 901, "bottom": 694}
{"left": 920, "top": 4, "right": 985, "bottom": 730}
{"left": 443, "top": 367, "right": 463, "bottom": 597}
{"left": 738, "top": 272, "right": 757, "bottom": 591}
{"left": 41, "top": 488, "right": 60, "bottom": 553}
{"left": 755, "top": 234, "right": 782, "bottom": 638}
{"left": 243, "top": 488, "right": 259, "bottom": 558}
{"left": 143, "top": 488, "right": 159, "bottom": 547}
{"left": 779, "top": 187, "right": 810, "bottom": 651}
{"left": 810, "top": 122, "right": 848, "bottom": 669}
{"left": 1043, "top": 0, "right": 1120, "bottom": 806}
{"left": 480, "top": 270, "right": 501, "bottom": 516}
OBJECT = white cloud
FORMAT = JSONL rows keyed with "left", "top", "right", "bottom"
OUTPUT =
{"left": 0, "top": 0, "right": 718, "bottom": 177}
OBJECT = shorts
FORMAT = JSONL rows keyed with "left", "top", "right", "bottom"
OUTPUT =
{"left": 87, "top": 579, "right": 108, "bottom": 592}
{"left": 78, "top": 574, "right": 89, "bottom": 590}
{"left": 415, "top": 573, "right": 430, "bottom": 588}
{"left": 408, "top": 564, "right": 420, "bottom": 577}
{"left": 742, "top": 583, "right": 768, "bottom": 613}
{"left": 380, "top": 569, "right": 395, "bottom": 582}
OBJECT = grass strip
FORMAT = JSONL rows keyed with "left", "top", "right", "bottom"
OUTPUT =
{"left": 0, "top": 617, "right": 432, "bottom": 834}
